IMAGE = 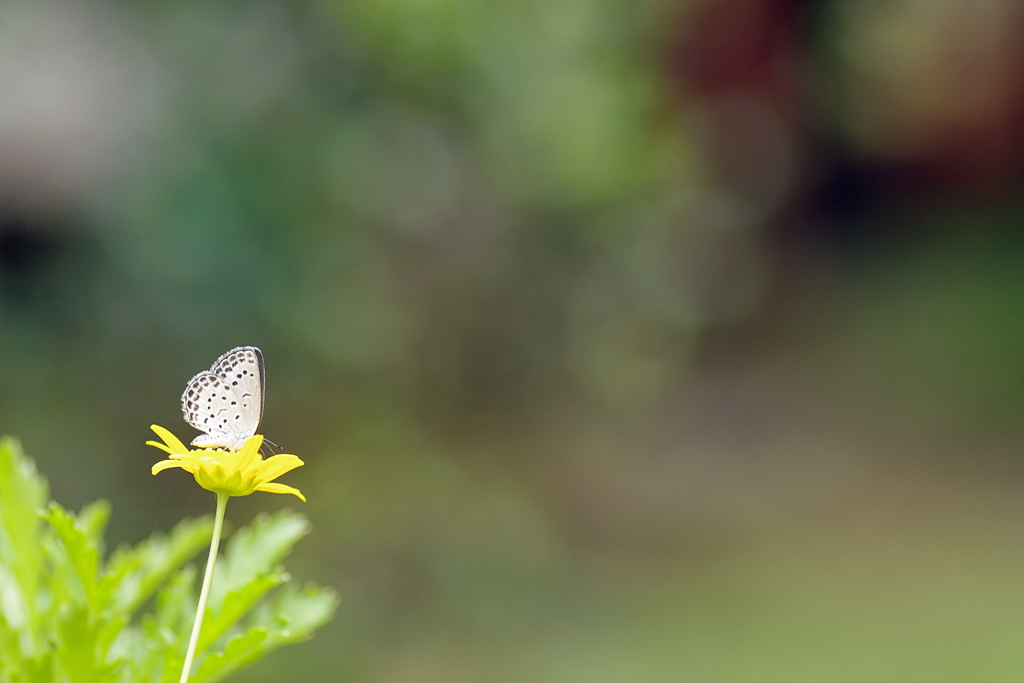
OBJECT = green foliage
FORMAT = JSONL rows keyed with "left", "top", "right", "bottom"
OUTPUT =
{"left": 0, "top": 437, "right": 337, "bottom": 683}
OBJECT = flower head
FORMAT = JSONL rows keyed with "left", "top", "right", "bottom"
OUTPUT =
{"left": 148, "top": 424, "right": 305, "bottom": 501}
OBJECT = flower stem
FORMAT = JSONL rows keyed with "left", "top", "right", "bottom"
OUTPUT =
{"left": 179, "top": 491, "right": 229, "bottom": 683}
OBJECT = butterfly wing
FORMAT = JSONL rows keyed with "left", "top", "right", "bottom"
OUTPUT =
{"left": 207, "top": 346, "right": 264, "bottom": 425}
{"left": 181, "top": 346, "right": 264, "bottom": 450}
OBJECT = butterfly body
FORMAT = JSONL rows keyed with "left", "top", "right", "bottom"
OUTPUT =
{"left": 182, "top": 346, "right": 264, "bottom": 450}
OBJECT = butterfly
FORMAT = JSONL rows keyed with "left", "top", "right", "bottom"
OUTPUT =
{"left": 181, "top": 346, "right": 265, "bottom": 451}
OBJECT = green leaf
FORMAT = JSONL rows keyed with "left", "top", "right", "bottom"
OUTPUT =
{"left": 54, "top": 604, "right": 119, "bottom": 683}
{"left": 153, "top": 564, "right": 198, "bottom": 643}
{"left": 190, "top": 583, "right": 338, "bottom": 683}
{"left": 104, "top": 515, "right": 213, "bottom": 616}
{"left": 118, "top": 615, "right": 180, "bottom": 683}
{"left": 124, "top": 566, "right": 199, "bottom": 683}
{"left": 0, "top": 561, "right": 32, "bottom": 649}
{"left": 75, "top": 500, "right": 112, "bottom": 559}
{"left": 15, "top": 651, "right": 55, "bottom": 683}
{"left": 209, "top": 509, "right": 309, "bottom": 610}
{"left": 254, "top": 582, "right": 339, "bottom": 642}
{"left": 0, "top": 437, "right": 48, "bottom": 648}
{"left": 0, "top": 603, "right": 39, "bottom": 680}
{"left": 191, "top": 627, "right": 269, "bottom": 683}
{"left": 197, "top": 572, "right": 286, "bottom": 653}
{"left": 40, "top": 503, "right": 101, "bottom": 612}
{"left": 39, "top": 531, "right": 78, "bottom": 622}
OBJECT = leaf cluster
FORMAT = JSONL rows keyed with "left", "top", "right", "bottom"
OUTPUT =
{"left": 0, "top": 437, "right": 337, "bottom": 683}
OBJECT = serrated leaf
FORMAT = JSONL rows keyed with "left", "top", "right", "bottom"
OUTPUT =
{"left": 197, "top": 573, "right": 285, "bottom": 653}
{"left": 76, "top": 501, "right": 111, "bottom": 556}
{"left": 40, "top": 532, "right": 78, "bottom": 621}
{"left": 16, "top": 651, "right": 55, "bottom": 683}
{"left": 54, "top": 604, "right": 119, "bottom": 683}
{"left": 250, "top": 582, "right": 338, "bottom": 644}
{"left": 0, "top": 603, "right": 32, "bottom": 678}
{"left": 95, "top": 613, "right": 128, "bottom": 664}
{"left": 0, "top": 561, "right": 31, "bottom": 637}
{"left": 191, "top": 627, "right": 269, "bottom": 683}
{"left": 209, "top": 510, "right": 309, "bottom": 609}
{"left": 41, "top": 504, "right": 101, "bottom": 612}
{"left": 153, "top": 564, "right": 197, "bottom": 642}
{"left": 0, "top": 437, "right": 47, "bottom": 646}
{"left": 187, "top": 582, "right": 338, "bottom": 683}
{"left": 272, "top": 582, "right": 338, "bottom": 636}
{"left": 119, "top": 615, "right": 180, "bottom": 683}
{"left": 104, "top": 516, "right": 213, "bottom": 616}
{"left": 128, "top": 567, "right": 199, "bottom": 683}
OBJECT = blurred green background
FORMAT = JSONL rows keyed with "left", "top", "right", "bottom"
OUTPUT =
{"left": 4, "top": 0, "right": 1024, "bottom": 680}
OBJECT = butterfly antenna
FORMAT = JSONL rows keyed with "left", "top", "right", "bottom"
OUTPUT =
{"left": 261, "top": 437, "right": 281, "bottom": 456}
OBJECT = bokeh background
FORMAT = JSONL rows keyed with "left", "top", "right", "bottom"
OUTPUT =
{"left": 4, "top": 0, "right": 1024, "bottom": 680}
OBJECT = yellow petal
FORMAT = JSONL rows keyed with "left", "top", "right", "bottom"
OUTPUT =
{"left": 254, "top": 454, "right": 304, "bottom": 483}
{"left": 175, "top": 459, "right": 202, "bottom": 475}
{"left": 255, "top": 482, "right": 306, "bottom": 501}
{"left": 149, "top": 425, "right": 190, "bottom": 454}
{"left": 146, "top": 440, "right": 175, "bottom": 455}
{"left": 237, "top": 434, "right": 264, "bottom": 471}
{"left": 152, "top": 460, "right": 184, "bottom": 475}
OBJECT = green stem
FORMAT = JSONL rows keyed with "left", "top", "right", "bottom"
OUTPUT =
{"left": 179, "top": 492, "right": 229, "bottom": 683}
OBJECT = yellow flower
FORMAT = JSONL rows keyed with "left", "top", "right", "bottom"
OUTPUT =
{"left": 147, "top": 424, "right": 306, "bottom": 501}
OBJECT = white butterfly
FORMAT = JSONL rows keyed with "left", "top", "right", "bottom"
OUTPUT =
{"left": 181, "top": 346, "right": 265, "bottom": 450}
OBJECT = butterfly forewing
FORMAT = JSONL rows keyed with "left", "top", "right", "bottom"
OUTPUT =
{"left": 181, "top": 346, "right": 264, "bottom": 450}
{"left": 209, "top": 346, "right": 265, "bottom": 424}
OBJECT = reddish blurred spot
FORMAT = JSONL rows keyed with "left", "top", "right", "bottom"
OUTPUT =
{"left": 673, "top": 0, "right": 800, "bottom": 97}
{"left": 672, "top": 0, "right": 1024, "bottom": 212}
